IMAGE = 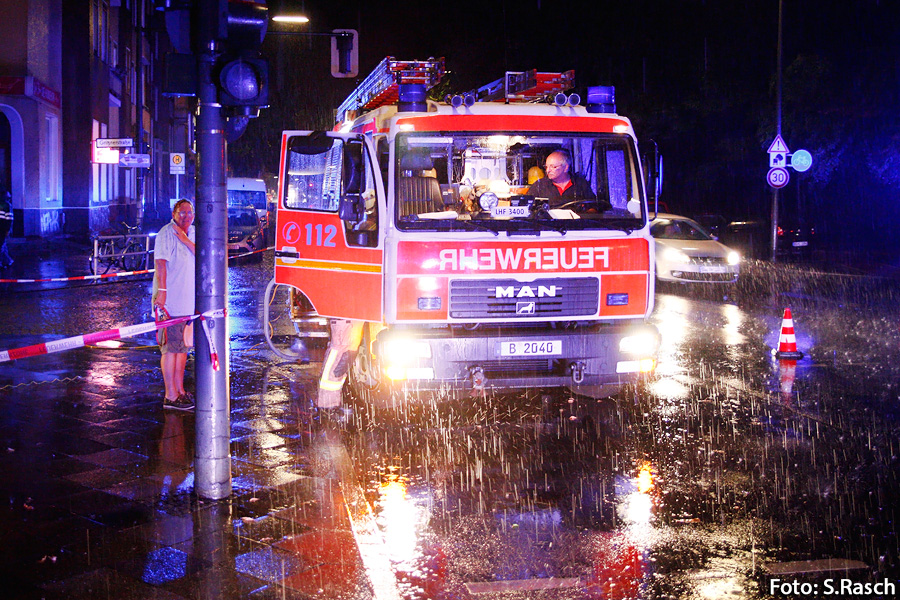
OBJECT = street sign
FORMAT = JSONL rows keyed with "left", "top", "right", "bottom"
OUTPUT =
{"left": 170, "top": 153, "right": 186, "bottom": 174}
{"left": 119, "top": 153, "right": 151, "bottom": 168}
{"left": 769, "top": 152, "right": 787, "bottom": 168}
{"left": 790, "top": 149, "right": 813, "bottom": 173}
{"left": 91, "top": 141, "right": 119, "bottom": 165}
{"left": 767, "top": 135, "right": 789, "bottom": 154}
{"left": 767, "top": 135, "right": 789, "bottom": 169}
{"left": 767, "top": 167, "right": 789, "bottom": 189}
{"left": 95, "top": 137, "right": 134, "bottom": 149}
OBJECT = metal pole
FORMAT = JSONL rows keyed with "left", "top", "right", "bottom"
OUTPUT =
{"left": 770, "top": 0, "right": 783, "bottom": 262}
{"left": 194, "top": 0, "right": 231, "bottom": 500}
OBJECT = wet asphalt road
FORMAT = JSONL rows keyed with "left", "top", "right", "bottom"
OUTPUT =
{"left": 334, "top": 265, "right": 900, "bottom": 599}
{"left": 2, "top": 254, "right": 900, "bottom": 598}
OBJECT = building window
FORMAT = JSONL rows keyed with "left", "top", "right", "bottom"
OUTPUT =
{"left": 124, "top": 48, "right": 132, "bottom": 97}
{"left": 93, "top": 0, "right": 110, "bottom": 62}
{"left": 92, "top": 120, "right": 111, "bottom": 207}
{"left": 45, "top": 114, "right": 59, "bottom": 202}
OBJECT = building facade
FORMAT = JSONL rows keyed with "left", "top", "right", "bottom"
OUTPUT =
{"left": 0, "top": 0, "right": 191, "bottom": 238}
{"left": 0, "top": 0, "right": 64, "bottom": 237}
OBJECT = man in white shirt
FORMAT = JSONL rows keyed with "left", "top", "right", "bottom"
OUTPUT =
{"left": 153, "top": 199, "right": 196, "bottom": 410}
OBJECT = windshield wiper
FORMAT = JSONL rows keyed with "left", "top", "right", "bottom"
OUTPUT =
{"left": 452, "top": 218, "right": 500, "bottom": 236}
{"left": 508, "top": 216, "right": 569, "bottom": 235}
{"left": 406, "top": 216, "right": 502, "bottom": 236}
{"left": 593, "top": 217, "right": 642, "bottom": 233}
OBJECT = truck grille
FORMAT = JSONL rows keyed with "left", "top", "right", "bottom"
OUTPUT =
{"left": 480, "top": 358, "right": 554, "bottom": 376}
{"left": 449, "top": 277, "right": 599, "bottom": 319}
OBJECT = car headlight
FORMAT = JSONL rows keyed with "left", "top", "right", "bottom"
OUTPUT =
{"left": 663, "top": 247, "right": 690, "bottom": 263}
{"left": 726, "top": 251, "right": 740, "bottom": 266}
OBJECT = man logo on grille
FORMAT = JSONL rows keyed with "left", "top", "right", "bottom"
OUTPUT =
{"left": 496, "top": 285, "right": 558, "bottom": 298}
{"left": 516, "top": 302, "right": 536, "bottom": 314}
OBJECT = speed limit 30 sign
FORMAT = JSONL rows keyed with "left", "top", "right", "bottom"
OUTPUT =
{"left": 767, "top": 167, "right": 789, "bottom": 189}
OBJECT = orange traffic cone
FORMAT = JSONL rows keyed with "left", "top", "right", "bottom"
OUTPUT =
{"left": 775, "top": 308, "right": 804, "bottom": 359}
{"left": 779, "top": 359, "right": 797, "bottom": 404}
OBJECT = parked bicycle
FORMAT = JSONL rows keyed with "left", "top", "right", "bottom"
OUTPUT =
{"left": 88, "top": 223, "right": 152, "bottom": 276}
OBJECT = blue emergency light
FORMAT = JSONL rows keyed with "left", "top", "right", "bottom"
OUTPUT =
{"left": 586, "top": 86, "right": 616, "bottom": 114}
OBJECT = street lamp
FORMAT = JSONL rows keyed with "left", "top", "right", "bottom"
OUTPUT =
{"left": 268, "top": 10, "right": 357, "bottom": 78}
{"left": 272, "top": 14, "right": 309, "bottom": 24}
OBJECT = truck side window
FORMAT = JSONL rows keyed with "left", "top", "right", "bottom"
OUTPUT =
{"left": 376, "top": 137, "right": 389, "bottom": 186}
{"left": 344, "top": 148, "right": 379, "bottom": 248}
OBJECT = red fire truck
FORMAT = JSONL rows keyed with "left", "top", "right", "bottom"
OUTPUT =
{"left": 273, "top": 57, "right": 660, "bottom": 403}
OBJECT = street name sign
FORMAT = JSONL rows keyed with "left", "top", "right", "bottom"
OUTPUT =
{"left": 96, "top": 138, "right": 134, "bottom": 149}
{"left": 119, "top": 153, "right": 151, "bottom": 168}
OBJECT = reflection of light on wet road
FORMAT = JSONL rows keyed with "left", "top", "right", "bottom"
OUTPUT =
{"left": 720, "top": 303, "right": 746, "bottom": 346}
{"left": 649, "top": 377, "right": 689, "bottom": 400}
{"left": 85, "top": 368, "right": 118, "bottom": 387}
{"left": 621, "top": 492, "right": 653, "bottom": 525}
{"left": 94, "top": 339, "right": 124, "bottom": 348}
{"left": 377, "top": 474, "right": 421, "bottom": 566}
{"left": 637, "top": 462, "right": 653, "bottom": 493}
{"left": 617, "top": 463, "right": 655, "bottom": 526}
{"left": 653, "top": 294, "right": 690, "bottom": 377}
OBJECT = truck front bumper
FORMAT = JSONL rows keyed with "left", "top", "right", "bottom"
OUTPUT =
{"left": 373, "top": 322, "right": 659, "bottom": 398}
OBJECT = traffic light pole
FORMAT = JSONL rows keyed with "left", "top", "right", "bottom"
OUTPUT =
{"left": 194, "top": 0, "right": 231, "bottom": 501}
{"left": 770, "top": 0, "right": 783, "bottom": 263}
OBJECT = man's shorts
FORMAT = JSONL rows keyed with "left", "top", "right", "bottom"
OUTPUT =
{"left": 159, "top": 321, "right": 189, "bottom": 354}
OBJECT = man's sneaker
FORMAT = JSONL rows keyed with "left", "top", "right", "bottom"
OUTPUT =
{"left": 164, "top": 395, "right": 194, "bottom": 411}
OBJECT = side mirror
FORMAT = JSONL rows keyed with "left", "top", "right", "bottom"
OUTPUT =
{"left": 340, "top": 139, "right": 365, "bottom": 221}
{"left": 289, "top": 132, "right": 334, "bottom": 155}
{"left": 642, "top": 139, "right": 663, "bottom": 212}
{"left": 339, "top": 194, "right": 364, "bottom": 222}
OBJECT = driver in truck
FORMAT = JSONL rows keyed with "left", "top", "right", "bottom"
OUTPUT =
{"left": 528, "top": 149, "right": 610, "bottom": 211}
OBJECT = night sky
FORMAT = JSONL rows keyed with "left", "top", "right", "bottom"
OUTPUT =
{"left": 238, "top": 0, "right": 900, "bottom": 259}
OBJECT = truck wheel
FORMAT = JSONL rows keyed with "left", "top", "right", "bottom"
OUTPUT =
{"left": 344, "top": 329, "right": 401, "bottom": 413}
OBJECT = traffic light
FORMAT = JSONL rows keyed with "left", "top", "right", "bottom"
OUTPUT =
{"left": 217, "top": 0, "right": 269, "bottom": 116}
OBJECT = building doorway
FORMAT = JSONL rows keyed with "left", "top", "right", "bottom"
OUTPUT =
{"left": 0, "top": 111, "right": 11, "bottom": 235}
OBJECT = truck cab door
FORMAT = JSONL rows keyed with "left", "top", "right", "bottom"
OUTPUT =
{"left": 274, "top": 131, "right": 384, "bottom": 322}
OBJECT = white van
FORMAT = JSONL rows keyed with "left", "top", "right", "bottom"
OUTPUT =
{"left": 226, "top": 177, "right": 271, "bottom": 240}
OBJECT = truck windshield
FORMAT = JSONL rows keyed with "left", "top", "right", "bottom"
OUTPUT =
{"left": 395, "top": 132, "right": 645, "bottom": 233}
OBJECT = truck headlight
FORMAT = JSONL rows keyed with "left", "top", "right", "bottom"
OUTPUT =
{"left": 619, "top": 331, "right": 659, "bottom": 356}
{"left": 381, "top": 337, "right": 434, "bottom": 381}
{"left": 726, "top": 251, "right": 740, "bottom": 266}
{"left": 382, "top": 337, "right": 432, "bottom": 363}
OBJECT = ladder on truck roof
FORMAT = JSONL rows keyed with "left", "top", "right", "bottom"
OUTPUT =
{"left": 467, "top": 69, "right": 575, "bottom": 103}
{"left": 336, "top": 57, "right": 445, "bottom": 123}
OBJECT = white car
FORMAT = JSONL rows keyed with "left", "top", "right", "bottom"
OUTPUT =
{"left": 650, "top": 214, "right": 740, "bottom": 283}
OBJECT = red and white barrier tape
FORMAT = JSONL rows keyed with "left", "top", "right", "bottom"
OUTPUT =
{"left": 199, "top": 315, "right": 220, "bottom": 371}
{"left": 0, "top": 268, "right": 154, "bottom": 284}
{"left": 227, "top": 245, "right": 274, "bottom": 261}
{"left": 0, "top": 246, "right": 274, "bottom": 284}
{"left": 0, "top": 308, "right": 226, "bottom": 363}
